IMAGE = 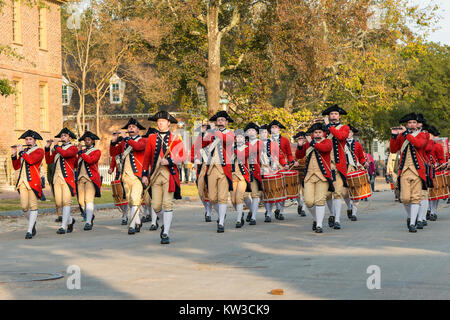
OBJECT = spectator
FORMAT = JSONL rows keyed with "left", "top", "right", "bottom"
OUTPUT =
{"left": 365, "top": 152, "right": 376, "bottom": 194}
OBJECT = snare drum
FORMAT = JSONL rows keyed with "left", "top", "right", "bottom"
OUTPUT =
{"left": 262, "top": 173, "right": 286, "bottom": 203}
{"left": 111, "top": 180, "right": 128, "bottom": 206}
{"left": 429, "top": 171, "right": 449, "bottom": 201}
{"left": 296, "top": 157, "right": 306, "bottom": 184}
{"left": 346, "top": 170, "right": 372, "bottom": 201}
{"left": 279, "top": 170, "right": 299, "bottom": 199}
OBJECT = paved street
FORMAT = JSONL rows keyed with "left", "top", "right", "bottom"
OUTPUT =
{"left": 0, "top": 191, "right": 449, "bottom": 300}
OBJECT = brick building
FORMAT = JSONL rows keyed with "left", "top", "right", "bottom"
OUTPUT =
{"left": 0, "top": 0, "right": 66, "bottom": 188}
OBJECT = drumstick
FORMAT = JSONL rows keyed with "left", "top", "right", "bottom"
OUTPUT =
{"left": 436, "top": 161, "right": 449, "bottom": 170}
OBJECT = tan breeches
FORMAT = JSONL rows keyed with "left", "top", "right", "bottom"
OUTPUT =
{"left": 19, "top": 183, "right": 38, "bottom": 212}
{"left": 250, "top": 179, "right": 260, "bottom": 199}
{"left": 197, "top": 165, "right": 207, "bottom": 201}
{"left": 231, "top": 178, "right": 247, "bottom": 206}
{"left": 327, "top": 166, "right": 345, "bottom": 200}
{"left": 207, "top": 165, "right": 229, "bottom": 204}
{"left": 342, "top": 166, "right": 357, "bottom": 200}
{"left": 53, "top": 176, "right": 72, "bottom": 208}
{"left": 151, "top": 173, "right": 173, "bottom": 212}
{"left": 400, "top": 169, "right": 422, "bottom": 205}
{"left": 122, "top": 173, "right": 143, "bottom": 207}
{"left": 304, "top": 175, "right": 329, "bottom": 207}
{"left": 143, "top": 190, "right": 151, "bottom": 206}
{"left": 77, "top": 177, "right": 95, "bottom": 208}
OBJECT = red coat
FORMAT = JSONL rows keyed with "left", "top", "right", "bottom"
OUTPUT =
{"left": 390, "top": 131, "right": 428, "bottom": 186}
{"left": 77, "top": 147, "right": 102, "bottom": 197}
{"left": 142, "top": 132, "right": 187, "bottom": 198}
{"left": 45, "top": 144, "right": 78, "bottom": 196}
{"left": 233, "top": 144, "right": 251, "bottom": 191}
{"left": 327, "top": 124, "right": 350, "bottom": 179}
{"left": 426, "top": 140, "right": 445, "bottom": 167}
{"left": 246, "top": 139, "right": 263, "bottom": 190}
{"left": 12, "top": 147, "right": 44, "bottom": 199}
{"left": 346, "top": 139, "right": 366, "bottom": 167}
{"left": 203, "top": 129, "right": 235, "bottom": 191}
{"left": 110, "top": 136, "right": 147, "bottom": 179}
{"left": 190, "top": 134, "right": 210, "bottom": 177}
{"left": 296, "top": 138, "right": 334, "bottom": 191}
{"left": 261, "top": 139, "right": 287, "bottom": 173}
{"left": 273, "top": 135, "right": 294, "bottom": 164}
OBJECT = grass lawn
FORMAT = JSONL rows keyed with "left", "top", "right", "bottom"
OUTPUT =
{"left": 0, "top": 184, "right": 199, "bottom": 212}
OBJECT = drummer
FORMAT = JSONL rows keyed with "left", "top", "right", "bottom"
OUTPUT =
{"left": 293, "top": 131, "right": 307, "bottom": 217}
{"left": 259, "top": 124, "right": 287, "bottom": 222}
{"left": 295, "top": 123, "right": 334, "bottom": 233}
{"left": 342, "top": 125, "right": 369, "bottom": 222}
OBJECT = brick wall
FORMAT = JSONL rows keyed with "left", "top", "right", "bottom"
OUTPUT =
{"left": 0, "top": 1, "right": 64, "bottom": 185}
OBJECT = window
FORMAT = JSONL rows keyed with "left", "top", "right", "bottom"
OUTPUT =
{"left": 373, "top": 140, "right": 379, "bottom": 153}
{"left": 62, "top": 84, "right": 69, "bottom": 105}
{"left": 38, "top": 7, "right": 47, "bottom": 49}
{"left": 39, "top": 83, "right": 49, "bottom": 131}
{"left": 12, "top": 0, "right": 22, "bottom": 44}
{"left": 111, "top": 83, "right": 120, "bottom": 103}
{"left": 12, "top": 79, "right": 23, "bottom": 129}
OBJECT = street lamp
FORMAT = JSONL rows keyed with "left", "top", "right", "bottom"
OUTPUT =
{"left": 219, "top": 94, "right": 229, "bottom": 111}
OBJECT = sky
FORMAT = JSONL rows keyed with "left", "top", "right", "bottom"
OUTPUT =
{"left": 409, "top": 0, "right": 450, "bottom": 45}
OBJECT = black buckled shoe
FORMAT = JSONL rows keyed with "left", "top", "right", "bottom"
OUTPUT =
{"left": 121, "top": 218, "right": 128, "bottom": 225}
{"left": 433, "top": 214, "right": 438, "bottom": 221}
{"left": 416, "top": 221, "right": 423, "bottom": 229}
{"left": 235, "top": 221, "right": 242, "bottom": 228}
{"left": 333, "top": 222, "right": 341, "bottom": 230}
{"left": 205, "top": 212, "right": 212, "bottom": 222}
{"left": 274, "top": 209, "right": 280, "bottom": 220}
{"left": 328, "top": 216, "right": 335, "bottom": 228}
{"left": 408, "top": 225, "right": 417, "bottom": 233}
{"left": 161, "top": 234, "right": 170, "bottom": 244}
{"left": 149, "top": 222, "right": 159, "bottom": 231}
{"left": 277, "top": 213, "right": 285, "bottom": 221}
{"left": 246, "top": 212, "right": 252, "bottom": 222}
{"left": 135, "top": 223, "right": 141, "bottom": 233}
{"left": 55, "top": 216, "right": 62, "bottom": 223}
{"left": 217, "top": 224, "right": 225, "bottom": 233}
{"left": 350, "top": 215, "right": 357, "bottom": 221}
{"left": 315, "top": 226, "right": 323, "bottom": 233}
{"left": 298, "top": 207, "right": 306, "bottom": 216}
{"left": 32, "top": 223, "right": 37, "bottom": 237}
{"left": 160, "top": 225, "right": 165, "bottom": 238}
{"left": 84, "top": 223, "right": 93, "bottom": 231}
{"left": 141, "top": 215, "right": 148, "bottom": 223}
{"left": 422, "top": 220, "right": 428, "bottom": 226}
{"left": 25, "top": 232, "right": 33, "bottom": 239}
{"left": 56, "top": 228, "right": 66, "bottom": 234}
{"left": 312, "top": 221, "right": 317, "bottom": 231}
{"left": 67, "top": 218, "right": 76, "bottom": 233}
{"left": 128, "top": 227, "right": 135, "bottom": 235}
{"left": 264, "top": 216, "right": 272, "bottom": 223}
{"left": 347, "top": 209, "right": 353, "bottom": 220}
{"left": 249, "top": 219, "right": 256, "bottom": 225}
{"left": 426, "top": 210, "right": 431, "bottom": 220}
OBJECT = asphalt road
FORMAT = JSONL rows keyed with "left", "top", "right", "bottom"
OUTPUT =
{"left": 0, "top": 191, "right": 449, "bottom": 300}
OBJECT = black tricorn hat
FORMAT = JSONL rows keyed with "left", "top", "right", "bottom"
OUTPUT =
{"left": 235, "top": 129, "right": 245, "bottom": 137}
{"left": 55, "top": 127, "right": 77, "bottom": 139}
{"left": 307, "top": 123, "right": 327, "bottom": 134}
{"left": 209, "top": 111, "right": 234, "bottom": 123}
{"left": 322, "top": 104, "right": 347, "bottom": 116}
{"left": 293, "top": 131, "right": 306, "bottom": 140}
{"left": 398, "top": 113, "right": 418, "bottom": 124}
{"left": 259, "top": 124, "right": 270, "bottom": 131}
{"left": 19, "top": 130, "right": 43, "bottom": 140}
{"left": 269, "top": 120, "right": 286, "bottom": 130}
{"left": 348, "top": 125, "right": 359, "bottom": 134}
{"left": 428, "top": 125, "right": 440, "bottom": 136}
{"left": 122, "top": 118, "right": 146, "bottom": 130}
{"left": 143, "top": 127, "right": 158, "bottom": 138}
{"left": 417, "top": 113, "right": 427, "bottom": 124}
{"left": 421, "top": 123, "right": 430, "bottom": 132}
{"left": 244, "top": 122, "right": 260, "bottom": 132}
{"left": 148, "top": 110, "right": 178, "bottom": 124}
{"left": 78, "top": 131, "right": 100, "bottom": 142}
{"left": 194, "top": 124, "right": 211, "bottom": 134}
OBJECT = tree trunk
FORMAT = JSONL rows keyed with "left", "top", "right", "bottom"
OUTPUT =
{"left": 76, "top": 92, "right": 83, "bottom": 137}
{"left": 206, "top": 3, "right": 221, "bottom": 117}
{"left": 96, "top": 89, "right": 101, "bottom": 136}
{"left": 284, "top": 84, "right": 296, "bottom": 112}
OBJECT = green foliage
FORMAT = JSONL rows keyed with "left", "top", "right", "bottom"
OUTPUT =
{"left": 0, "top": 79, "right": 13, "bottom": 96}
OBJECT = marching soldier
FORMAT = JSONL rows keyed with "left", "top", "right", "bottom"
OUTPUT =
{"left": 190, "top": 123, "right": 213, "bottom": 222}
{"left": 268, "top": 120, "right": 293, "bottom": 221}
{"left": 45, "top": 128, "right": 78, "bottom": 234}
{"left": 416, "top": 115, "right": 430, "bottom": 228}
{"left": 244, "top": 122, "right": 262, "bottom": 224}
{"left": 390, "top": 113, "right": 429, "bottom": 232}
{"left": 142, "top": 111, "right": 187, "bottom": 244}
{"left": 232, "top": 129, "right": 252, "bottom": 228}
{"left": 343, "top": 125, "right": 368, "bottom": 221}
{"left": 11, "top": 130, "right": 45, "bottom": 239}
{"left": 142, "top": 126, "right": 158, "bottom": 227}
{"left": 322, "top": 105, "right": 350, "bottom": 230}
{"left": 201, "top": 111, "right": 235, "bottom": 233}
{"left": 259, "top": 124, "right": 287, "bottom": 222}
{"left": 110, "top": 118, "right": 147, "bottom": 235}
{"left": 108, "top": 150, "right": 129, "bottom": 224}
{"left": 296, "top": 123, "right": 334, "bottom": 233}
{"left": 293, "top": 131, "right": 307, "bottom": 217}
{"left": 76, "top": 131, "right": 101, "bottom": 231}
